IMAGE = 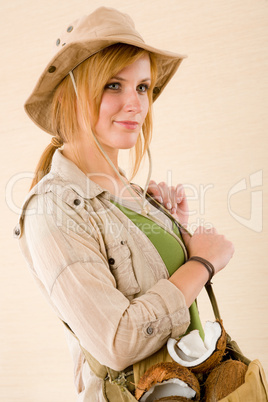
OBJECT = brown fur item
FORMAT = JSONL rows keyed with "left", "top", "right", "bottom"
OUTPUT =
{"left": 185, "top": 320, "right": 227, "bottom": 374}
{"left": 135, "top": 362, "right": 200, "bottom": 401}
{"left": 204, "top": 359, "right": 248, "bottom": 401}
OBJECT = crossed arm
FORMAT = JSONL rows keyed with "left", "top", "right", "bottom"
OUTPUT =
{"left": 147, "top": 179, "right": 234, "bottom": 307}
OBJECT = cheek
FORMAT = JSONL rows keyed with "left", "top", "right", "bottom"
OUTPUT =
{"left": 99, "top": 93, "right": 119, "bottom": 117}
{"left": 97, "top": 98, "right": 120, "bottom": 130}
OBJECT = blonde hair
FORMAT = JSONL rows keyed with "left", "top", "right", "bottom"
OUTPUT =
{"left": 30, "top": 44, "right": 158, "bottom": 190}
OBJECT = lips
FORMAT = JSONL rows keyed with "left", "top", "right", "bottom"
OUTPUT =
{"left": 114, "top": 120, "right": 139, "bottom": 130}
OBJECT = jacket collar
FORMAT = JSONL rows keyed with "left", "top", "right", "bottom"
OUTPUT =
{"left": 15, "top": 149, "right": 127, "bottom": 238}
{"left": 49, "top": 149, "right": 111, "bottom": 200}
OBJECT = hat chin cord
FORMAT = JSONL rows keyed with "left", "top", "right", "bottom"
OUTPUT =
{"left": 69, "top": 71, "right": 152, "bottom": 216}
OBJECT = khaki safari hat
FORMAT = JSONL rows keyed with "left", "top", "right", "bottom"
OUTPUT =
{"left": 24, "top": 6, "right": 186, "bottom": 135}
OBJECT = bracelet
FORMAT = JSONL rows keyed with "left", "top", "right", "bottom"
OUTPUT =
{"left": 187, "top": 256, "right": 215, "bottom": 284}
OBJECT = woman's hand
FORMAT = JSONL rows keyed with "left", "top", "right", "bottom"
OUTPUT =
{"left": 184, "top": 226, "right": 235, "bottom": 274}
{"left": 147, "top": 180, "right": 189, "bottom": 227}
{"left": 169, "top": 226, "right": 234, "bottom": 306}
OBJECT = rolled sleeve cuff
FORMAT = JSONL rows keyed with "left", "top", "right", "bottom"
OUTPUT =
{"left": 146, "top": 279, "right": 190, "bottom": 339}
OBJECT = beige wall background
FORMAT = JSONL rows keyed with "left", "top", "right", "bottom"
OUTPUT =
{"left": 1, "top": 0, "right": 267, "bottom": 401}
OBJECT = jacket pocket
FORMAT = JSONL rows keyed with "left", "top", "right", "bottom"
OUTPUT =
{"left": 106, "top": 240, "right": 140, "bottom": 297}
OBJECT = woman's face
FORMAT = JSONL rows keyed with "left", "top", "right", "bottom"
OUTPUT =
{"left": 93, "top": 54, "right": 151, "bottom": 152}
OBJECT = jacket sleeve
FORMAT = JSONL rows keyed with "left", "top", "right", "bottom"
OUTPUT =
{"left": 20, "top": 193, "right": 190, "bottom": 371}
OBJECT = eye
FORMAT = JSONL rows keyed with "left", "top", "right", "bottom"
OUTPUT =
{"left": 137, "top": 83, "right": 150, "bottom": 93}
{"left": 105, "top": 82, "right": 121, "bottom": 90}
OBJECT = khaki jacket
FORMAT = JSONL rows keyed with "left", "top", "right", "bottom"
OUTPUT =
{"left": 15, "top": 150, "right": 190, "bottom": 401}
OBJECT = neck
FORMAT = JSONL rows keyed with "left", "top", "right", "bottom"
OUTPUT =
{"left": 63, "top": 135, "right": 120, "bottom": 172}
{"left": 62, "top": 138, "right": 131, "bottom": 197}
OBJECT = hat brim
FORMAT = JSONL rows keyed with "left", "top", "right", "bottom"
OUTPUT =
{"left": 24, "top": 37, "right": 186, "bottom": 135}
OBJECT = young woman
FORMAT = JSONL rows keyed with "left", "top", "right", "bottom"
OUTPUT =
{"left": 15, "top": 7, "right": 234, "bottom": 401}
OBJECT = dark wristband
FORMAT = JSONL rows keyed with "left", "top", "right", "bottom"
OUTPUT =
{"left": 187, "top": 256, "right": 215, "bottom": 284}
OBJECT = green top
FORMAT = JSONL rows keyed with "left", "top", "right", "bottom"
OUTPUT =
{"left": 110, "top": 200, "right": 204, "bottom": 339}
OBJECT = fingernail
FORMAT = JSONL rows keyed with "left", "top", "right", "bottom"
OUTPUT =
{"left": 155, "top": 196, "right": 163, "bottom": 203}
{"left": 167, "top": 202, "right": 172, "bottom": 209}
{"left": 171, "top": 207, "right": 176, "bottom": 214}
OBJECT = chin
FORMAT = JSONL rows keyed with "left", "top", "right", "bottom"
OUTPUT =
{"left": 114, "top": 136, "right": 139, "bottom": 150}
{"left": 119, "top": 141, "right": 138, "bottom": 150}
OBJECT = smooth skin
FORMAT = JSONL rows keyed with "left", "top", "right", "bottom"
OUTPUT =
{"left": 63, "top": 54, "right": 234, "bottom": 308}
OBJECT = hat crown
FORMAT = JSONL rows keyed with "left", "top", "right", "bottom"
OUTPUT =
{"left": 54, "top": 7, "right": 144, "bottom": 52}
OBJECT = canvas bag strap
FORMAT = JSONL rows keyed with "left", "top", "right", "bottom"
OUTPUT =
{"left": 205, "top": 278, "right": 251, "bottom": 365}
{"left": 130, "top": 183, "right": 192, "bottom": 236}
{"left": 62, "top": 321, "right": 108, "bottom": 379}
{"left": 205, "top": 282, "right": 221, "bottom": 321}
{"left": 62, "top": 320, "right": 136, "bottom": 392}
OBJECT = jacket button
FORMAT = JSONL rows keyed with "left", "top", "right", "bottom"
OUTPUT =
{"left": 73, "top": 198, "right": 81, "bottom": 206}
{"left": 108, "top": 258, "right": 115, "bottom": 265}
{"left": 146, "top": 326, "right": 154, "bottom": 335}
{"left": 48, "top": 66, "right": 56, "bottom": 73}
{"left": 56, "top": 38, "right": 60, "bottom": 46}
{"left": 14, "top": 227, "right": 20, "bottom": 236}
{"left": 67, "top": 25, "right": 73, "bottom": 32}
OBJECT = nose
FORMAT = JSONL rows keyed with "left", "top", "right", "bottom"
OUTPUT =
{"left": 124, "top": 89, "right": 142, "bottom": 113}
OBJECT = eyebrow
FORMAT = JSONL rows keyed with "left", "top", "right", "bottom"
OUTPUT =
{"left": 111, "top": 76, "right": 151, "bottom": 82}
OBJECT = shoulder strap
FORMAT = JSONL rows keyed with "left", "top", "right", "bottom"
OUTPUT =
{"left": 62, "top": 321, "right": 108, "bottom": 379}
{"left": 205, "top": 282, "right": 221, "bottom": 320}
{"left": 131, "top": 183, "right": 192, "bottom": 236}
{"left": 62, "top": 321, "right": 135, "bottom": 386}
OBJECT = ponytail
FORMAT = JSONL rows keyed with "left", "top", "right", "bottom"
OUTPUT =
{"left": 29, "top": 137, "right": 63, "bottom": 191}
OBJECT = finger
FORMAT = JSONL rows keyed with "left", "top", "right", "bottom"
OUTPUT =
{"left": 175, "top": 184, "right": 184, "bottom": 203}
{"left": 156, "top": 182, "right": 171, "bottom": 209}
{"left": 170, "top": 184, "right": 185, "bottom": 215}
{"left": 147, "top": 180, "right": 163, "bottom": 203}
{"left": 170, "top": 186, "right": 178, "bottom": 214}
